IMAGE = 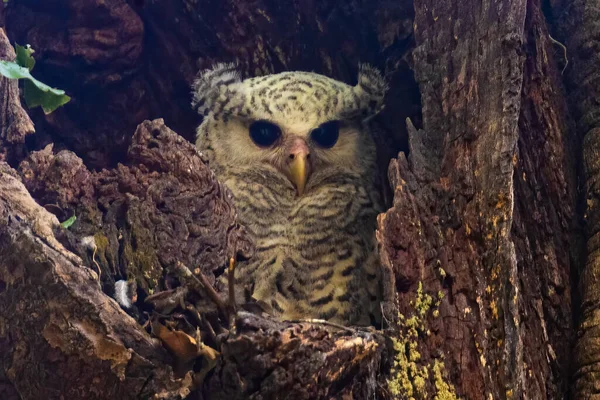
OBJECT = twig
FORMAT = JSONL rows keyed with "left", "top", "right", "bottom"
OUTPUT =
{"left": 186, "top": 305, "right": 218, "bottom": 345}
{"left": 174, "top": 261, "right": 228, "bottom": 317}
{"left": 196, "top": 270, "right": 227, "bottom": 315}
{"left": 227, "top": 256, "right": 237, "bottom": 332}
{"left": 549, "top": 34, "right": 568, "bottom": 75}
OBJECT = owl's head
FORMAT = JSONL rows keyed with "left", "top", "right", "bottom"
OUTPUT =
{"left": 192, "top": 64, "right": 387, "bottom": 196}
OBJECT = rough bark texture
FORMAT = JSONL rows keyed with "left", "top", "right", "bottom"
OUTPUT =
{"left": 0, "top": 30, "right": 194, "bottom": 398}
{"left": 0, "top": 0, "right": 595, "bottom": 398}
{"left": 377, "top": 0, "right": 579, "bottom": 398}
{"left": 0, "top": 28, "right": 34, "bottom": 164}
{"left": 203, "top": 314, "right": 386, "bottom": 400}
{"left": 0, "top": 165, "right": 196, "bottom": 400}
{"left": 18, "top": 119, "right": 253, "bottom": 300}
{"left": 514, "top": 2, "right": 580, "bottom": 396}
{"left": 383, "top": 0, "right": 529, "bottom": 396}
{"left": 550, "top": 0, "right": 600, "bottom": 397}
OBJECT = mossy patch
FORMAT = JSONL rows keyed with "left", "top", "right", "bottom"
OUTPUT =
{"left": 387, "top": 282, "right": 458, "bottom": 400}
{"left": 121, "top": 225, "right": 161, "bottom": 294}
{"left": 93, "top": 232, "right": 111, "bottom": 271}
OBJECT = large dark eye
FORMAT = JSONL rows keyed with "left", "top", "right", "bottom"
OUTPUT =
{"left": 249, "top": 120, "right": 282, "bottom": 147}
{"left": 310, "top": 120, "right": 340, "bottom": 148}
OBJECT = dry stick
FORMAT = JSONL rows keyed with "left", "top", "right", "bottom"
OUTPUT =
{"left": 186, "top": 305, "right": 218, "bottom": 345}
{"left": 175, "top": 261, "right": 228, "bottom": 317}
{"left": 196, "top": 272, "right": 228, "bottom": 315}
{"left": 227, "top": 257, "right": 237, "bottom": 332}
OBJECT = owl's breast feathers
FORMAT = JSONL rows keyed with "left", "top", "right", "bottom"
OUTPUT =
{"left": 224, "top": 166, "right": 382, "bottom": 326}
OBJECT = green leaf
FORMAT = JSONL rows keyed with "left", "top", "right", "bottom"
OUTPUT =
{"left": 0, "top": 59, "right": 31, "bottom": 80}
{"left": 60, "top": 215, "right": 77, "bottom": 229}
{"left": 0, "top": 59, "right": 70, "bottom": 114}
{"left": 15, "top": 43, "right": 35, "bottom": 71}
{"left": 24, "top": 80, "right": 71, "bottom": 114}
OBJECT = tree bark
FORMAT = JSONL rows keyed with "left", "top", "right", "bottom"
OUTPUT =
{"left": 0, "top": 0, "right": 593, "bottom": 399}
{"left": 377, "top": 0, "right": 579, "bottom": 398}
{"left": 0, "top": 28, "right": 34, "bottom": 164}
{"left": 0, "top": 166, "right": 197, "bottom": 400}
{"left": 549, "top": 0, "right": 600, "bottom": 397}
{"left": 0, "top": 28, "right": 194, "bottom": 399}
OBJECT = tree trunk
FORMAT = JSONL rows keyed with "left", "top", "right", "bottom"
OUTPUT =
{"left": 550, "top": 0, "right": 600, "bottom": 398}
{"left": 0, "top": 0, "right": 593, "bottom": 398}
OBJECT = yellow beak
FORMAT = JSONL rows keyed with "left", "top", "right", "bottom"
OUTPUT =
{"left": 288, "top": 154, "right": 308, "bottom": 196}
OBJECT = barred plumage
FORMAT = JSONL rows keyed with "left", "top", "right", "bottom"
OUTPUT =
{"left": 193, "top": 65, "right": 386, "bottom": 326}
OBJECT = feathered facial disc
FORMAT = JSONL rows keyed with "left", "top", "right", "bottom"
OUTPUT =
{"left": 193, "top": 64, "right": 387, "bottom": 196}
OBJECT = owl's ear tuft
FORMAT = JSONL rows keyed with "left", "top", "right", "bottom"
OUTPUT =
{"left": 354, "top": 64, "right": 388, "bottom": 118}
{"left": 192, "top": 63, "right": 241, "bottom": 116}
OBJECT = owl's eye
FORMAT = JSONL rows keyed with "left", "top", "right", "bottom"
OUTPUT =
{"left": 249, "top": 120, "right": 282, "bottom": 147}
{"left": 310, "top": 120, "right": 340, "bottom": 148}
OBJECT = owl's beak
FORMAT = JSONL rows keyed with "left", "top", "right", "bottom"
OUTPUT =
{"left": 286, "top": 138, "right": 310, "bottom": 196}
{"left": 289, "top": 153, "right": 308, "bottom": 196}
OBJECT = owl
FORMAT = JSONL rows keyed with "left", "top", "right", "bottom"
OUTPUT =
{"left": 192, "top": 63, "right": 387, "bottom": 326}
